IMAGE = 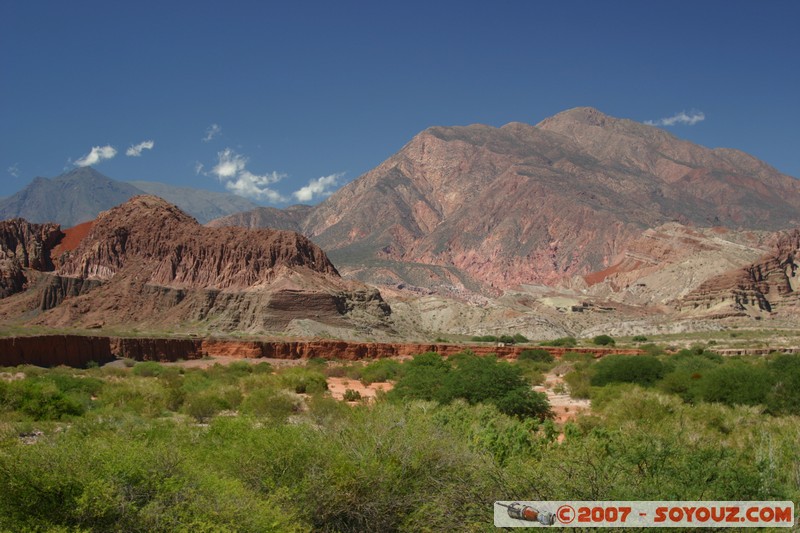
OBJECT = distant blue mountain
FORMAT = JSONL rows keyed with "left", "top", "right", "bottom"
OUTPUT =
{"left": 0, "top": 167, "right": 257, "bottom": 226}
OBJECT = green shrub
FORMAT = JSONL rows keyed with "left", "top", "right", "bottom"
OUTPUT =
{"left": 183, "top": 391, "right": 229, "bottom": 422}
{"left": 251, "top": 361, "right": 274, "bottom": 374}
{"left": 542, "top": 336, "right": 577, "bottom": 347}
{"left": 591, "top": 355, "right": 665, "bottom": 387}
{"left": 132, "top": 361, "right": 165, "bottom": 377}
{"left": 632, "top": 335, "right": 648, "bottom": 342}
{"left": 276, "top": 367, "right": 328, "bottom": 394}
{"left": 518, "top": 349, "right": 554, "bottom": 363}
{"left": 389, "top": 353, "right": 450, "bottom": 401}
{"left": 359, "top": 359, "right": 402, "bottom": 384}
{"left": 343, "top": 389, "right": 362, "bottom": 401}
{"left": 2, "top": 378, "right": 86, "bottom": 420}
{"left": 241, "top": 388, "right": 301, "bottom": 420}
{"left": 99, "top": 377, "right": 170, "bottom": 417}
{"left": 695, "top": 362, "right": 774, "bottom": 407}
{"left": 767, "top": 354, "right": 800, "bottom": 415}
{"left": 563, "top": 369, "right": 592, "bottom": 399}
{"left": 640, "top": 343, "right": 666, "bottom": 356}
{"left": 592, "top": 335, "right": 616, "bottom": 346}
{"left": 390, "top": 352, "right": 552, "bottom": 420}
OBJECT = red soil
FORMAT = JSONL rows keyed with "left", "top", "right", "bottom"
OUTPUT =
{"left": 52, "top": 220, "right": 94, "bottom": 258}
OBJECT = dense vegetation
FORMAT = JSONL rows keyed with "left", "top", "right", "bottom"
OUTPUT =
{"left": 0, "top": 347, "right": 798, "bottom": 531}
{"left": 564, "top": 346, "right": 800, "bottom": 416}
{"left": 469, "top": 333, "right": 528, "bottom": 344}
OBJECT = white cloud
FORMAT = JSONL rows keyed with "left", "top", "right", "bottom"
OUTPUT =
{"left": 211, "top": 148, "right": 247, "bottom": 178}
{"left": 74, "top": 145, "right": 117, "bottom": 167}
{"left": 7, "top": 163, "right": 19, "bottom": 178}
{"left": 292, "top": 173, "right": 344, "bottom": 202}
{"left": 645, "top": 110, "right": 705, "bottom": 127}
{"left": 126, "top": 140, "right": 155, "bottom": 157}
{"left": 210, "top": 148, "right": 287, "bottom": 202}
{"left": 194, "top": 161, "right": 205, "bottom": 175}
{"left": 203, "top": 123, "right": 221, "bottom": 142}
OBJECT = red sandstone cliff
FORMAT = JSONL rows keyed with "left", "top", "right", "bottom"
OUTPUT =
{"left": 0, "top": 334, "right": 642, "bottom": 367}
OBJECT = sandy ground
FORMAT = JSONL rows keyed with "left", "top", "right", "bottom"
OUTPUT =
{"left": 326, "top": 376, "right": 393, "bottom": 401}
{"left": 534, "top": 370, "right": 590, "bottom": 424}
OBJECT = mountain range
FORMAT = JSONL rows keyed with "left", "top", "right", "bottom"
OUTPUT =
{"left": 0, "top": 167, "right": 258, "bottom": 226}
{"left": 1, "top": 107, "right": 798, "bottom": 338}
{"left": 210, "top": 107, "right": 800, "bottom": 293}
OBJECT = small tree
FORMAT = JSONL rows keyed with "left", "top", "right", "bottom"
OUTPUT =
{"left": 518, "top": 349, "right": 554, "bottom": 363}
{"left": 593, "top": 334, "right": 616, "bottom": 346}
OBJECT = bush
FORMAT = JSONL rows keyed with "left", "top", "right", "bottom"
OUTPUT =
{"left": 359, "top": 359, "right": 402, "bottom": 385}
{"left": 132, "top": 361, "right": 165, "bottom": 377}
{"left": 640, "top": 343, "right": 666, "bottom": 356}
{"left": 241, "top": 387, "right": 301, "bottom": 420}
{"left": 276, "top": 367, "right": 328, "bottom": 394}
{"left": 470, "top": 335, "right": 497, "bottom": 342}
{"left": 2, "top": 378, "right": 86, "bottom": 420}
{"left": 518, "top": 349, "right": 554, "bottom": 363}
{"left": 390, "top": 353, "right": 552, "bottom": 420}
{"left": 767, "top": 354, "right": 800, "bottom": 415}
{"left": 183, "top": 392, "right": 229, "bottom": 422}
{"left": 591, "top": 355, "right": 665, "bottom": 387}
{"left": 470, "top": 334, "right": 526, "bottom": 344}
{"left": 343, "top": 389, "right": 362, "bottom": 402}
{"left": 592, "top": 335, "right": 616, "bottom": 346}
{"left": 389, "top": 353, "right": 450, "bottom": 401}
{"left": 632, "top": 335, "right": 648, "bottom": 342}
{"left": 542, "top": 336, "right": 577, "bottom": 347}
{"left": 695, "top": 362, "right": 773, "bottom": 407}
{"left": 563, "top": 369, "right": 592, "bottom": 399}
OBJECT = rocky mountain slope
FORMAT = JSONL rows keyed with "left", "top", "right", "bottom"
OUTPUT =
{"left": 0, "top": 168, "right": 258, "bottom": 227}
{"left": 0, "top": 196, "right": 391, "bottom": 336}
{"left": 212, "top": 107, "right": 800, "bottom": 294}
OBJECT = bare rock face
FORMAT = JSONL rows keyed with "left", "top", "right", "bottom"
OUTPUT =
{"left": 0, "top": 219, "right": 63, "bottom": 297}
{"left": 679, "top": 229, "right": 800, "bottom": 317}
{"left": 0, "top": 195, "right": 390, "bottom": 334}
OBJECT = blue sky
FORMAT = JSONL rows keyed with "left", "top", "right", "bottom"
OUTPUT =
{"left": 1, "top": 1, "right": 798, "bottom": 202}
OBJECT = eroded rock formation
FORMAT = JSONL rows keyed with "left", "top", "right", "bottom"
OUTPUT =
{"left": 4, "top": 195, "right": 391, "bottom": 334}
{"left": 679, "top": 229, "right": 800, "bottom": 317}
{"left": 0, "top": 219, "right": 63, "bottom": 297}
